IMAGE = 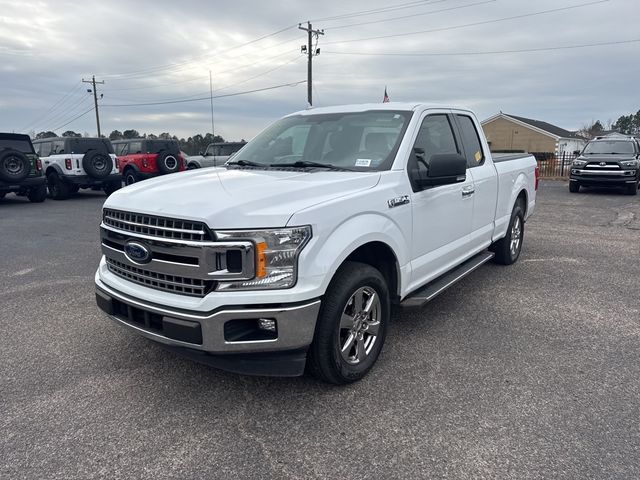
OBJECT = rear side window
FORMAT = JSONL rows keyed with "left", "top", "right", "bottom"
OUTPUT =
{"left": 456, "top": 115, "right": 485, "bottom": 168}
{"left": 38, "top": 142, "right": 53, "bottom": 157}
{"left": 114, "top": 143, "right": 128, "bottom": 155}
{"left": 128, "top": 141, "right": 142, "bottom": 154}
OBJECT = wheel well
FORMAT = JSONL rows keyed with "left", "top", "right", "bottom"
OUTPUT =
{"left": 344, "top": 241, "right": 400, "bottom": 302}
{"left": 516, "top": 189, "right": 527, "bottom": 216}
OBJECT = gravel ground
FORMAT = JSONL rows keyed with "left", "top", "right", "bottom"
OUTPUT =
{"left": 1, "top": 181, "right": 639, "bottom": 479}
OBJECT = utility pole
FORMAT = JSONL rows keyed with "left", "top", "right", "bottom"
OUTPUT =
{"left": 209, "top": 70, "right": 215, "bottom": 140}
{"left": 82, "top": 75, "right": 104, "bottom": 137}
{"left": 298, "top": 22, "right": 324, "bottom": 107}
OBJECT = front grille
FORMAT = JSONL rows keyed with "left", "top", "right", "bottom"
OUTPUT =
{"left": 585, "top": 162, "right": 620, "bottom": 169}
{"left": 103, "top": 208, "right": 212, "bottom": 241}
{"left": 106, "top": 257, "right": 214, "bottom": 297}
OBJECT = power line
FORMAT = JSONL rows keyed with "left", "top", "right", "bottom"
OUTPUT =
{"left": 99, "top": 24, "right": 299, "bottom": 80}
{"left": 20, "top": 81, "right": 84, "bottom": 132}
{"left": 52, "top": 106, "right": 95, "bottom": 132}
{"left": 101, "top": 80, "right": 307, "bottom": 107}
{"left": 324, "top": 0, "right": 610, "bottom": 45}
{"left": 311, "top": 0, "right": 447, "bottom": 23}
{"left": 325, "top": 0, "right": 495, "bottom": 30}
{"left": 30, "top": 95, "right": 91, "bottom": 133}
{"left": 323, "top": 38, "right": 640, "bottom": 57}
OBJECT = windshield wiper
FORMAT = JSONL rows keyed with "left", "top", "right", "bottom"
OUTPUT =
{"left": 226, "top": 159, "right": 266, "bottom": 167}
{"left": 270, "top": 160, "right": 353, "bottom": 171}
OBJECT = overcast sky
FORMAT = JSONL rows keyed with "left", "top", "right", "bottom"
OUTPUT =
{"left": 1, "top": 0, "right": 638, "bottom": 141}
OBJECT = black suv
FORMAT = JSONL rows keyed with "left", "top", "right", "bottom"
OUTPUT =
{"left": 570, "top": 136, "right": 640, "bottom": 195}
{"left": 0, "top": 133, "right": 47, "bottom": 203}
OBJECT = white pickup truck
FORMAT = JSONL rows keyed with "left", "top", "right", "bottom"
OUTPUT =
{"left": 95, "top": 103, "right": 538, "bottom": 384}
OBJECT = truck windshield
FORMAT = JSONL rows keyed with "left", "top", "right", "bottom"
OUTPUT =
{"left": 231, "top": 110, "right": 413, "bottom": 171}
{"left": 583, "top": 141, "right": 635, "bottom": 155}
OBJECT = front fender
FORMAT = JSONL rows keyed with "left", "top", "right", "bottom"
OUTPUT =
{"left": 298, "top": 212, "right": 410, "bottom": 296}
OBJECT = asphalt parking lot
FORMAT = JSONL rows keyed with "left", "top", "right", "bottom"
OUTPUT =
{"left": 1, "top": 181, "right": 639, "bottom": 479}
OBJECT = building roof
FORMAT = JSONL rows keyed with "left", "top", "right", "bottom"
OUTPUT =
{"left": 482, "top": 112, "right": 585, "bottom": 140}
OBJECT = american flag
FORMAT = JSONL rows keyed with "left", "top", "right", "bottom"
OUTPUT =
{"left": 383, "top": 87, "right": 390, "bottom": 103}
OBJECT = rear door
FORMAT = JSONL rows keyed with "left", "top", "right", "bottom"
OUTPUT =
{"left": 407, "top": 112, "right": 474, "bottom": 291}
{"left": 453, "top": 113, "right": 497, "bottom": 247}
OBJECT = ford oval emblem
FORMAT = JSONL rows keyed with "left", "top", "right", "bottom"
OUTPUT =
{"left": 124, "top": 241, "right": 151, "bottom": 264}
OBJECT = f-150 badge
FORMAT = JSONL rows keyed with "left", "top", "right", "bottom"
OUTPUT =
{"left": 387, "top": 195, "right": 410, "bottom": 208}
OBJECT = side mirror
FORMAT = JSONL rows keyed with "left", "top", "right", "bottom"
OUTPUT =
{"left": 414, "top": 153, "right": 467, "bottom": 188}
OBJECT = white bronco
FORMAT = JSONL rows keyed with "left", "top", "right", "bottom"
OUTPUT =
{"left": 95, "top": 103, "right": 538, "bottom": 384}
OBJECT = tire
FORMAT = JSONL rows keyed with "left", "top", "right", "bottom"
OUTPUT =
{"left": 625, "top": 181, "right": 638, "bottom": 196}
{"left": 491, "top": 201, "right": 525, "bottom": 265}
{"left": 47, "top": 172, "right": 71, "bottom": 200}
{"left": 569, "top": 182, "right": 580, "bottom": 193}
{"left": 82, "top": 150, "right": 113, "bottom": 179}
{"left": 307, "top": 261, "right": 390, "bottom": 384}
{"left": 124, "top": 169, "right": 138, "bottom": 186}
{"left": 0, "top": 192, "right": 6, "bottom": 200}
{"left": 104, "top": 179, "right": 122, "bottom": 196}
{"left": 68, "top": 184, "right": 80, "bottom": 194}
{"left": 0, "top": 149, "right": 30, "bottom": 183}
{"left": 27, "top": 185, "right": 47, "bottom": 203}
{"left": 187, "top": 162, "right": 199, "bottom": 170}
{"left": 156, "top": 150, "right": 179, "bottom": 174}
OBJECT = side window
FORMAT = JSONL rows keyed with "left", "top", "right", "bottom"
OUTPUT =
{"left": 51, "top": 140, "right": 65, "bottom": 154}
{"left": 39, "top": 142, "right": 52, "bottom": 157}
{"left": 456, "top": 115, "right": 485, "bottom": 167}
{"left": 128, "top": 141, "right": 142, "bottom": 154}
{"left": 411, "top": 114, "right": 459, "bottom": 170}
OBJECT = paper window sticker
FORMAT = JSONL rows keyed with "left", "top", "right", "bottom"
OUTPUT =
{"left": 355, "top": 158, "right": 372, "bottom": 167}
{"left": 475, "top": 151, "right": 482, "bottom": 162}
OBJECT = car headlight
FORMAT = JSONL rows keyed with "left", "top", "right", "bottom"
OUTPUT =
{"left": 572, "top": 159, "right": 587, "bottom": 167}
{"left": 620, "top": 160, "right": 639, "bottom": 168}
{"left": 214, "top": 226, "right": 312, "bottom": 290}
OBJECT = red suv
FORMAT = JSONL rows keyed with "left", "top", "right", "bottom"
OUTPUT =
{"left": 112, "top": 138, "right": 185, "bottom": 185}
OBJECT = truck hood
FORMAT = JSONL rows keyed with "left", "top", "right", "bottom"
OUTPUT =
{"left": 105, "top": 167, "right": 381, "bottom": 228}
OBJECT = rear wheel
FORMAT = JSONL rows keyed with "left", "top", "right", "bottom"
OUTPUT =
{"left": 124, "top": 169, "right": 138, "bottom": 185}
{"left": 187, "top": 162, "right": 199, "bottom": 170}
{"left": 569, "top": 182, "right": 580, "bottom": 193}
{"left": 47, "top": 172, "right": 71, "bottom": 200}
{"left": 27, "top": 185, "right": 47, "bottom": 203}
{"left": 307, "top": 261, "right": 390, "bottom": 384}
{"left": 491, "top": 201, "right": 525, "bottom": 265}
{"left": 68, "top": 184, "right": 80, "bottom": 194}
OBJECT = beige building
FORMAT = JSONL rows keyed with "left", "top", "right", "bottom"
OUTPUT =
{"left": 482, "top": 113, "right": 586, "bottom": 155}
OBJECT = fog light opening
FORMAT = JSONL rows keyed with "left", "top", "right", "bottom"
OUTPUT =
{"left": 258, "top": 318, "right": 277, "bottom": 332}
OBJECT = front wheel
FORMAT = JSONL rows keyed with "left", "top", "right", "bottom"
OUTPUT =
{"left": 307, "top": 261, "right": 390, "bottom": 384}
{"left": 625, "top": 181, "right": 638, "bottom": 196}
{"left": 27, "top": 185, "right": 47, "bottom": 203}
{"left": 569, "top": 182, "right": 580, "bottom": 193}
{"left": 491, "top": 202, "right": 525, "bottom": 265}
{"left": 47, "top": 172, "right": 71, "bottom": 200}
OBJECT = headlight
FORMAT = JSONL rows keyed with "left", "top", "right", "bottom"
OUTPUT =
{"left": 215, "top": 226, "right": 312, "bottom": 290}
{"left": 621, "top": 160, "right": 639, "bottom": 168}
{"left": 572, "top": 159, "right": 587, "bottom": 167}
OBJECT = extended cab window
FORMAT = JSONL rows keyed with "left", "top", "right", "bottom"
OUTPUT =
{"left": 456, "top": 115, "right": 485, "bottom": 167}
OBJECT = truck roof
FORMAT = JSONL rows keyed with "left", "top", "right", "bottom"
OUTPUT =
{"left": 288, "top": 102, "right": 473, "bottom": 116}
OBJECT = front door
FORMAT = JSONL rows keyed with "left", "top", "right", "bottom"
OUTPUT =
{"left": 408, "top": 113, "right": 474, "bottom": 292}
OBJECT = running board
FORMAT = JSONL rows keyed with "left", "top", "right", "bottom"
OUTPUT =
{"left": 400, "top": 251, "right": 495, "bottom": 309}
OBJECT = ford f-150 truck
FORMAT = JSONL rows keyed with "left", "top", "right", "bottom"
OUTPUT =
{"left": 95, "top": 103, "right": 538, "bottom": 384}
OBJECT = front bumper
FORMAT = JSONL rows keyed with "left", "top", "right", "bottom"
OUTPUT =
{"left": 570, "top": 169, "right": 638, "bottom": 186}
{"left": 95, "top": 280, "right": 321, "bottom": 376}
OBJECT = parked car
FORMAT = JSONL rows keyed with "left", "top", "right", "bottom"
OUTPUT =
{"left": 0, "top": 133, "right": 47, "bottom": 202}
{"left": 33, "top": 137, "right": 120, "bottom": 200}
{"left": 569, "top": 136, "right": 640, "bottom": 195}
{"left": 186, "top": 141, "right": 246, "bottom": 169}
{"left": 112, "top": 138, "right": 185, "bottom": 185}
{"left": 95, "top": 103, "right": 538, "bottom": 384}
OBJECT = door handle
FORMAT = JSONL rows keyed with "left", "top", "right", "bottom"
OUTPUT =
{"left": 461, "top": 186, "right": 475, "bottom": 197}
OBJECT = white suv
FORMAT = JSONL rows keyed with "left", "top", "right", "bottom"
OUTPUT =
{"left": 186, "top": 142, "right": 245, "bottom": 169}
{"left": 33, "top": 137, "right": 121, "bottom": 200}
